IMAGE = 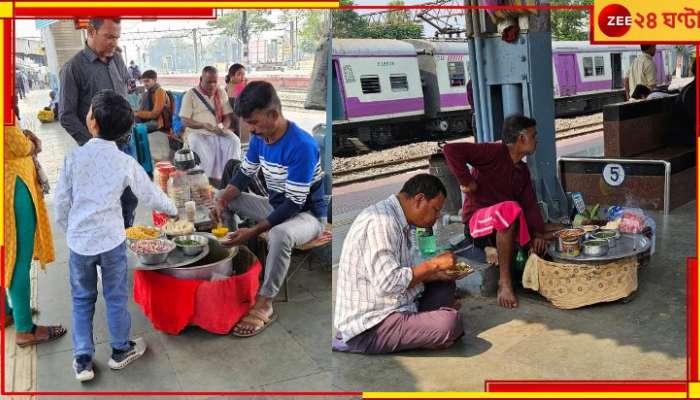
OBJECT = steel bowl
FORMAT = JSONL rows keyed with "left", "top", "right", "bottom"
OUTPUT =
{"left": 173, "top": 234, "right": 208, "bottom": 256}
{"left": 158, "top": 237, "right": 238, "bottom": 280}
{"left": 593, "top": 230, "right": 619, "bottom": 248}
{"left": 130, "top": 239, "right": 176, "bottom": 265}
{"left": 582, "top": 239, "right": 609, "bottom": 256}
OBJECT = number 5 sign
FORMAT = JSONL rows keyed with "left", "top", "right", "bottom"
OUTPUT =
{"left": 603, "top": 163, "right": 625, "bottom": 186}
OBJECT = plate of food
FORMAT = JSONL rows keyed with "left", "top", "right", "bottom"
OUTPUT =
{"left": 126, "top": 225, "right": 163, "bottom": 241}
{"left": 163, "top": 219, "right": 195, "bottom": 237}
{"left": 128, "top": 238, "right": 176, "bottom": 265}
{"left": 446, "top": 261, "right": 474, "bottom": 278}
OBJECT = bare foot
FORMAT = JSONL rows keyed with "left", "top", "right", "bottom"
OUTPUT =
{"left": 497, "top": 284, "right": 519, "bottom": 308}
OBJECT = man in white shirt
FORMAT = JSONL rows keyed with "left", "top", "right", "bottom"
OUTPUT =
{"left": 624, "top": 45, "right": 657, "bottom": 100}
{"left": 54, "top": 90, "right": 177, "bottom": 382}
{"left": 333, "top": 174, "right": 468, "bottom": 354}
{"left": 179, "top": 66, "right": 241, "bottom": 187}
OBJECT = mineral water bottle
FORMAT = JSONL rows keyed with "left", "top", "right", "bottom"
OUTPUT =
{"left": 514, "top": 248, "right": 527, "bottom": 272}
{"left": 417, "top": 227, "right": 437, "bottom": 257}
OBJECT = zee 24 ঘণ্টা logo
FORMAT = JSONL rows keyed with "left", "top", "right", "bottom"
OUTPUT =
{"left": 598, "top": 3, "right": 700, "bottom": 38}
{"left": 598, "top": 3, "right": 633, "bottom": 37}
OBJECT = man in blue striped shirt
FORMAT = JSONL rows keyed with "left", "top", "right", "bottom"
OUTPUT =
{"left": 212, "top": 81, "right": 326, "bottom": 337}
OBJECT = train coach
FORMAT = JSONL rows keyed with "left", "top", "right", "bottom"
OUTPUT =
{"left": 331, "top": 38, "right": 678, "bottom": 155}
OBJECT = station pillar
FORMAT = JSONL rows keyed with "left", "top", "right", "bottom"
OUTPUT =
{"left": 465, "top": 1, "right": 569, "bottom": 223}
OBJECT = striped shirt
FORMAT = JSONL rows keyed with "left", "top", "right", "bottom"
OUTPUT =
{"left": 334, "top": 195, "right": 424, "bottom": 342}
{"left": 230, "top": 121, "right": 326, "bottom": 226}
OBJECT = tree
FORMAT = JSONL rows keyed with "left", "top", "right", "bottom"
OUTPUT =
{"left": 281, "top": 10, "right": 330, "bottom": 57}
{"left": 208, "top": 10, "right": 273, "bottom": 39}
{"left": 208, "top": 10, "right": 273, "bottom": 64}
{"left": 332, "top": 0, "right": 369, "bottom": 38}
{"left": 332, "top": 0, "right": 423, "bottom": 39}
{"left": 550, "top": 0, "right": 592, "bottom": 40}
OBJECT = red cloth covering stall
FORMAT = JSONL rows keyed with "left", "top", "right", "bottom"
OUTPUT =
{"left": 134, "top": 259, "right": 261, "bottom": 335}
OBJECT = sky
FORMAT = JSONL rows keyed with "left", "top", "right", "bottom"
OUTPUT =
{"left": 14, "top": 10, "right": 291, "bottom": 39}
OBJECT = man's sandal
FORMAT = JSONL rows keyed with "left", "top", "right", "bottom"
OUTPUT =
{"left": 16, "top": 324, "right": 67, "bottom": 348}
{"left": 232, "top": 309, "right": 277, "bottom": 338}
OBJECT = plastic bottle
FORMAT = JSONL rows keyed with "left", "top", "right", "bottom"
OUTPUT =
{"left": 514, "top": 248, "right": 526, "bottom": 272}
{"left": 417, "top": 227, "right": 437, "bottom": 256}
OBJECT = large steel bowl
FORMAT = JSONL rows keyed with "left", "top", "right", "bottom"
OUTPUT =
{"left": 131, "top": 239, "right": 176, "bottom": 265}
{"left": 157, "top": 236, "right": 238, "bottom": 280}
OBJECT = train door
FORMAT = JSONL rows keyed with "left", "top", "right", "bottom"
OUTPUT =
{"left": 331, "top": 60, "right": 346, "bottom": 120}
{"left": 653, "top": 51, "right": 664, "bottom": 85}
{"left": 556, "top": 54, "right": 576, "bottom": 96}
{"left": 611, "top": 53, "right": 623, "bottom": 89}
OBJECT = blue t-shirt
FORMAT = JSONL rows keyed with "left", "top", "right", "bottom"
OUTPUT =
{"left": 230, "top": 121, "right": 327, "bottom": 226}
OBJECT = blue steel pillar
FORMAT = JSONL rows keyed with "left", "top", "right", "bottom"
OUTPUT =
{"left": 465, "top": 3, "right": 568, "bottom": 222}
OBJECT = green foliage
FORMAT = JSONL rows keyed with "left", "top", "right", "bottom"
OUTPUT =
{"left": 332, "top": 0, "right": 370, "bottom": 38}
{"left": 365, "top": 22, "right": 423, "bottom": 39}
{"left": 550, "top": 0, "right": 592, "bottom": 41}
{"left": 208, "top": 11, "right": 273, "bottom": 40}
{"left": 332, "top": 0, "right": 423, "bottom": 39}
{"left": 282, "top": 10, "right": 329, "bottom": 54}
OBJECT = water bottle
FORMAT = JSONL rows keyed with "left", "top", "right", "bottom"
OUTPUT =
{"left": 417, "top": 227, "right": 437, "bottom": 257}
{"left": 514, "top": 248, "right": 526, "bottom": 273}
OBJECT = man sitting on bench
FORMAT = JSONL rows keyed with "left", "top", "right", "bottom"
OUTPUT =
{"left": 135, "top": 70, "right": 171, "bottom": 133}
{"left": 211, "top": 81, "right": 327, "bottom": 337}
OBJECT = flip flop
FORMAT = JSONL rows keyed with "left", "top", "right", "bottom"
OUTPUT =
{"left": 16, "top": 324, "right": 67, "bottom": 348}
{"left": 232, "top": 308, "right": 277, "bottom": 338}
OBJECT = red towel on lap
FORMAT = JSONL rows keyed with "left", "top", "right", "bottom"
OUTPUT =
{"left": 133, "top": 261, "right": 262, "bottom": 335}
{"left": 468, "top": 200, "right": 531, "bottom": 246}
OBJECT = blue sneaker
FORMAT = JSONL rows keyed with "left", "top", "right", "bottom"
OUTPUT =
{"left": 108, "top": 337, "right": 147, "bottom": 370}
{"left": 73, "top": 354, "right": 94, "bottom": 382}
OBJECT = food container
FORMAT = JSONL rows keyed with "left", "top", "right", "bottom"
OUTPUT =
{"left": 555, "top": 228, "right": 585, "bottom": 252}
{"left": 561, "top": 238, "right": 581, "bottom": 257}
{"left": 581, "top": 225, "right": 600, "bottom": 235}
{"left": 155, "top": 162, "right": 176, "bottom": 193}
{"left": 212, "top": 227, "right": 229, "bottom": 238}
{"left": 173, "top": 234, "right": 208, "bottom": 256}
{"left": 582, "top": 239, "right": 609, "bottom": 256}
{"left": 167, "top": 170, "right": 191, "bottom": 211}
{"left": 185, "top": 201, "right": 196, "bottom": 223}
{"left": 173, "top": 148, "right": 197, "bottom": 171}
{"left": 158, "top": 237, "right": 237, "bottom": 280}
{"left": 130, "top": 238, "right": 175, "bottom": 265}
{"left": 593, "top": 230, "right": 619, "bottom": 248}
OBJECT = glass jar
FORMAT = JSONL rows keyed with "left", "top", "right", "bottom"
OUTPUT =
{"left": 167, "top": 170, "right": 191, "bottom": 213}
{"left": 187, "top": 168, "right": 213, "bottom": 209}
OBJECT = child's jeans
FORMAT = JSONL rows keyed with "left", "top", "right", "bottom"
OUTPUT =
{"left": 69, "top": 241, "right": 131, "bottom": 358}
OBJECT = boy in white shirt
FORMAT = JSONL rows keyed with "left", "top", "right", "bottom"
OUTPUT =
{"left": 54, "top": 89, "right": 177, "bottom": 382}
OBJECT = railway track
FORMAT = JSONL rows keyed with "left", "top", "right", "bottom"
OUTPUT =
{"left": 333, "top": 122, "right": 604, "bottom": 187}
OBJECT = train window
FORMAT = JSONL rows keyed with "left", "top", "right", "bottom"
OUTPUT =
{"left": 594, "top": 56, "right": 605, "bottom": 76}
{"left": 360, "top": 75, "right": 381, "bottom": 94}
{"left": 390, "top": 74, "right": 409, "bottom": 92}
{"left": 583, "top": 57, "right": 594, "bottom": 77}
{"left": 448, "top": 62, "right": 466, "bottom": 87}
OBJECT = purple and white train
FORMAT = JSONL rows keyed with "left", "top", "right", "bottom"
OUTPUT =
{"left": 331, "top": 38, "right": 676, "bottom": 155}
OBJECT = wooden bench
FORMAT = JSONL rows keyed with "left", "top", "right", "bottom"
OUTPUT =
{"left": 559, "top": 96, "right": 695, "bottom": 214}
{"left": 258, "top": 224, "right": 332, "bottom": 302}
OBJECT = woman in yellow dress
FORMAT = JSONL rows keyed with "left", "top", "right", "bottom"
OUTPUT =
{"left": 4, "top": 120, "right": 66, "bottom": 346}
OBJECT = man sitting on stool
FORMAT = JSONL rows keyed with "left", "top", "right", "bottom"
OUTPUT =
{"left": 211, "top": 81, "right": 327, "bottom": 337}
